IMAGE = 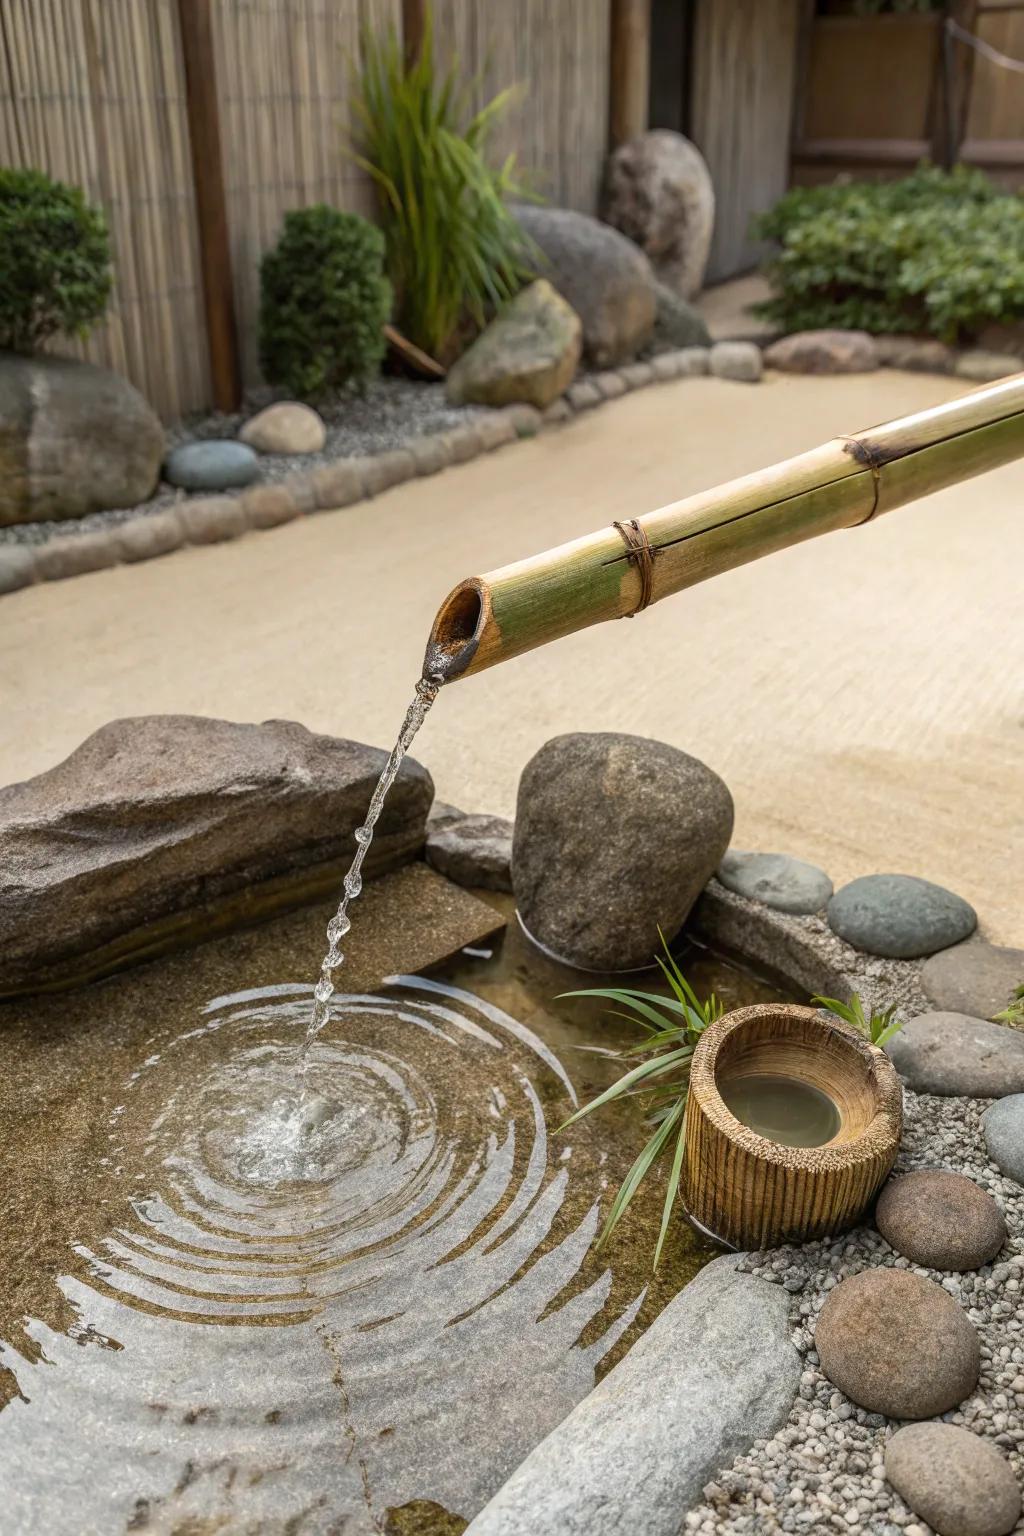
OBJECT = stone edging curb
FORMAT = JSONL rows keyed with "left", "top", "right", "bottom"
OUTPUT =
{"left": 0, "top": 344, "right": 735, "bottom": 598}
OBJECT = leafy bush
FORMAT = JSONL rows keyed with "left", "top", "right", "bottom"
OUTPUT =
{"left": 259, "top": 205, "right": 391, "bottom": 398}
{"left": 0, "top": 168, "right": 112, "bottom": 353}
{"left": 754, "top": 166, "right": 1024, "bottom": 342}
{"left": 352, "top": 18, "right": 534, "bottom": 363}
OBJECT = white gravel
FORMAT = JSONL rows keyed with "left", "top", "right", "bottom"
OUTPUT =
{"left": 683, "top": 1090, "right": 1024, "bottom": 1535}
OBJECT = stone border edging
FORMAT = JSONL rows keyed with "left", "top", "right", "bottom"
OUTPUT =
{"left": 0, "top": 344, "right": 731, "bottom": 597}
{"left": 463, "top": 1253, "right": 801, "bottom": 1536}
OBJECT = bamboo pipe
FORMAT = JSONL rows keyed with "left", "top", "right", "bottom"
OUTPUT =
{"left": 425, "top": 373, "right": 1024, "bottom": 681}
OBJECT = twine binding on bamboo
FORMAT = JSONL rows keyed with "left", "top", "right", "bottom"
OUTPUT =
{"left": 841, "top": 435, "right": 883, "bottom": 524}
{"left": 612, "top": 518, "right": 658, "bottom": 615}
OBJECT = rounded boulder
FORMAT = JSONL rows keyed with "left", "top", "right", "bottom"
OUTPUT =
{"left": 827, "top": 873, "right": 976, "bottom": 958}
{"left": 239, "top": 402, "right": 326, "bottom": 455}
{"left": 875, "top": 1169, "right": 1006, "bottom": 1271}
{"left": 815, "top": 1267, "right": 980, "bottom": 1419}
{"left": 885, "top": 1422, "right": 1021, "bottom": 1536}
{"left": 601, "top": 130, "right": 714, "bottom": 300}
{"left": 512, "top": 732, "right": 734, "bottom": 971}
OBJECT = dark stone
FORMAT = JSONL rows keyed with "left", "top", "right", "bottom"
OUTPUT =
{"left": 875, "top": 1170, "right": 1006, "bottom": 1271}
{"left": 717, "top": 851, "right": 832, "bottom": 915}
{"left": 0, "top": 352, "right": 165, "bottom": 526}
{"left": 514, "top": 204, "right": 657, "bottom": 367}
{"left": 164, "top": 440, "right": 259, "bottom": 492}
{"left": 512, "top": 732, "right": 733, "bottom": 971}
{"left": 922, "top": 938, "right": 1024, "bottom": 1021}
{"left": 815, "top": 1268, "right": 980, "bottom": 1419}
{"left": 886, "top": 1012, "right": 1024, "bottom": 1098}
{"left": 426, "top": 813, "right": 513, "bottom": 893}
{"left": 885, "top": 1423, "right": 1021, "bottom": 1536}
{"left": 827, "top": 874, "right": 976, "bottom": 959}
{"left": 0, "top": 716, "right": 433, "bottom": 995}
{"left": 983, "top": 1096, "right": 1024, "bottom": 1186}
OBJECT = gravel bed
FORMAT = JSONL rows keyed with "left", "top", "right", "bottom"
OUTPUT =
{"left": 0, "top": 377, "right": 485, "bottom": 548}
{"left": 684, "top": 1090, "right": 1024, "bottom": 1535}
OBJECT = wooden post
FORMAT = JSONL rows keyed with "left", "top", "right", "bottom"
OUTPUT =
{"left": 609, "top": 0, "right": 651, "bottom": 146}
{"left": 177, "top": 0, "right": 241, "bottom": 412}
{"left": 402, "top": 0, "right": 426, "bottom": 70}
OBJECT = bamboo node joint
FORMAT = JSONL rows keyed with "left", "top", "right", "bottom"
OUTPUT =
{"left": 841, "top": 435, "right": 883, "bottom": 524}
{"left": 612, "top": 518, "right": 659, "bottom": 615}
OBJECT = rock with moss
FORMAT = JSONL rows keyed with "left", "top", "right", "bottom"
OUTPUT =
{"left": 446, "top": 281, "right": 581, "bottom": 409}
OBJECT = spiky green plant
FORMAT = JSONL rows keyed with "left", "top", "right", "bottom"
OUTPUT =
{"left": 558, "top": 933, "right": 725, "bottom": 1270}
{"left": 812, "top": 993, "right": 904, "bottom": 1048}
{"left": 351, "top": 16, "right": 535, "bottom": 362}
{"left": 994, "top": 984, "right": 1024, "bottom": 1027}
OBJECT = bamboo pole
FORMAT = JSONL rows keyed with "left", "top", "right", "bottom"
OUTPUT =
{"left": 425, "top": 373, "right": 1024, "bottom": 680}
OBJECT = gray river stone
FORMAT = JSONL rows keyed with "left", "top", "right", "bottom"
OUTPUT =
{"left": 165, "top": 439, "right": 259, "bottom": 491}
{"left": 884, "top": 1422, "right": 1022, "bottom": 1536}
{"left": 827, "top": 873, "right": 977, "bottom": 958}
{"left": 426, "top": 813, "right": 513, "bottom": 893}
{"left": 463, "top": 1254, "right": 800, "bottom": 1536}
{"left": 0, "top": 715, "right": 433, "bottom": 994}
{"left": 922, "top": 937, "right": 1024, "bottom": 1020}
{"left": 512, "top": 732, "right": 733, "bottom": 971}
{"left": 886, "top": 1012, "right": 1024, "bottom": 1098}
{"left": 983, "top": 1095, "right": 1024, "bottom": 1186}
{"left": 717, "top": 850, "right": 833, "bottom": 915}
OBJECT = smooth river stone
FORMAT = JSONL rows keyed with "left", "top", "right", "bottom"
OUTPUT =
{"left": 827, "top": 874, "right": 977, "bottom": 959}
{"left": 983, "top": 1095, "right": 1024, "bottom": 1186}
{"left": 815, "top": 1268, "right": 980, "bottom": 1419}
{"left": 716, "top": 851, "right": 832, "bottom": 915}
{"left": 165, "top": 440, "right": 259, "bottom": 491}
{"left": 885, "top": 1423, "right": 1022, "bottom": 1536}
{"left": 886, "top": 1013, "right": 1024, "bottom": 1098}
{"left": 875, "top": 1170, "right": 1006, "bottom": 1271}
{"left": 922, "top": 938, "right": 1024, "bottom": 1021}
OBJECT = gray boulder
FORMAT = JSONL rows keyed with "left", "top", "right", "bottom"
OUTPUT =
{"left": 514, "top": 205, "right": 656, "bottom": 368}
{"left": 827, "top": 873, "right": 976, "bottom": 959}
{"left": 717, "top": 851, "right": 832, "bottom": 915}
{"left": 983, "top": 1095, "right": 1024, "bottom": 1185}
{"left": 886, "top": 1012, "right": 1024, "bottom": 1098}
{"left": 875, "top": 1170, "right": 1006, "bottom": 1271}
{"left": 922, "top": 937, "right": 1024, "bottom": 1021}
{"left": 0, "top": 352, "right": 164, "bottom": 526}
{"left": 0, "top": 716, "right": 432, "bottom": 995}
{"left": 464, "top": 1254, "right": 800, "bottom": 1536}
{"left": 446, "top": 280, "right": 581, "bottom": 409}
{"left": 885, "top": 1423, "right": 1021, "bottom": 1536}
{"left": 512, "top": 733, "right": 733, "bottom": 971}
{"left": 648, "top": 281, "right": 711, "bottom": 354}
{"left": 426, "top": 813, "right": 513, "bottom": 893}
{"left": 601, "top": 129, "right": 715, "bottom": 300}
{"left": 165, "top": 440, "right": 259, "bottom": 491}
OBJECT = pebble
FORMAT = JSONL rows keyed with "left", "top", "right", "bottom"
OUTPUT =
{"left": 164, "top": 440, "right": 259, "bottom": 492}
{"left": 875, "top": 1169, "right": 1006, "bottom": 1271}
{"left": 884, "top": 1422, "right": 1021, "bottom": 1536}
{"left": 717, "top": 850, "right": 833, "bottom": 915}
{"left": 827, "top": 874, "right": 977, "bottom": 959}
{"left": 983, "top": 1096, "right": 1024, "bottom": 1187}
{"left": 887, "top": 1013, "right": 1024, "bottom": 1098}
{"left": 708, "top": 341, "right": 763, "bottom": 383}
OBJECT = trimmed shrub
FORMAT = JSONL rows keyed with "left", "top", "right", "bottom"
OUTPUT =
{"left": 754, "top": 166, "right": 1024, "bottom": 342}
{"left": 0, "top": 168, "right": 112, "bottom": 353}
{"left": 258, "top": 205, "right": 391, "bottom": 398}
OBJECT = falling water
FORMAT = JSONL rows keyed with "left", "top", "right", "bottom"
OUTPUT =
{"left": 303, "top": 672, "right": 443, "bottom": 1050}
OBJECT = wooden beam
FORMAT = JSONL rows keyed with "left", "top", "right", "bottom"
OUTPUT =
{"left": 401, "top": 0, "right": 426, "bottom": 70}
{"left": 177, "top": 0, "right": 241, "bottom": 413}
{"left": 609, "top": 0, "right": 651, "bottom": 147}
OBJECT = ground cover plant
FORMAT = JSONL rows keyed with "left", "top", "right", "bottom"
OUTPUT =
{"left": 813, "top": 993, "right": 904, "bottom": 1047}
{"left": 0, "top": 167, "right": 112, "bottom": 353}
{"left": 754, "top": 165, "right": 1024, "bottom": 341}
{"left": 352, "top": 15, "right": 534, "bottom": 364}
{"left": 994, "top": 984, "right": 1024, "bottom": 1027}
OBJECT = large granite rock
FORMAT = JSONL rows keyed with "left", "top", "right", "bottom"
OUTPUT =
{"left": 464, "top": 1255, "right": 800, "bottom": 1536}
{"left": 514, "top": 205, "right": 656, "bottom": 368}
{"left": 0, "top": 352, "right": 165, "bottom": 526}
{"left": 983, "top": 1095, "right": 1024, "bottom": 1186}
{"left": 885, "top": 1423, "right": 1021, "bottom": 1536}
{"left": 827, "top": 873, "right": 976, "bottom": 958}
{"left": 875, "top": 1170, "right": 1006, "bottom": 1271}
{"left": 446, "top": 281, "right": 581, "bottom": 409}
{"left": 512, "top": 733, "right": 733, "bottom": 971}
{"left": 815, "top": 1268, "right": 980, "bottom": 1419}
{"left": 922, "top": 938, "right": 1024, "bottom": 1021}
{"left": 717, "top": 850, "right": 832, "bottom": 915}
{"left": 0, "top": 716, "right": 433, "bottom": 995}
{"left": 886, "top": 1012, "right": 1024, "bottom": 1098}
{"left": 601, "top": 130, "right": 715, "bottom": 301}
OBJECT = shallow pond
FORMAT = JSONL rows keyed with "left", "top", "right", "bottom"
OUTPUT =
{"left": 0, "top": 887, "right": 785, "bottom": 1534}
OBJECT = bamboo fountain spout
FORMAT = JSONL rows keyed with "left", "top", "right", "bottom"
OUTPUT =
{"left": 425, "top": 374, "right": 1024, "bottom": 680}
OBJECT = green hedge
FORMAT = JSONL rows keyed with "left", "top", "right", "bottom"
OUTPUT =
{"left": 0, "top": 168, "right": 112, "bottom": 353}
{"left": 754, "top": 166, "right": 1024, "bottom": 342}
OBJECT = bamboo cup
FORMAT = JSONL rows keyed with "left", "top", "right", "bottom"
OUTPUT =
{"left": 425, "top": 374, "right": 1024, "bottom": 680}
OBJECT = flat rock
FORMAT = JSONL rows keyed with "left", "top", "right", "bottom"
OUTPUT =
{"left": 426, "top": 813, "right": 513, "bottom": 893}
{"left": 764, "top": 329, "right": 879, "bottom": 374}
{"left": 827, "top": 873, "right": 976, "bottom": 958}
{"left": 165, "top": 440, "right": 260, "bottom": 491}
{"left": 815, "top": 1268, "right": 980, "bottom": 1419}
{"left": 874, "top": 334, "right": 955, "bottom": 373}
{"left": 717, "top": 851, "right": 832, "bottom": 915}
{"left": 709, "top": 341, "right": 762, "bottom": 382}
{"left": 983, "top": 1095, "right": 1024, "bottom": 1185}
{"left": 239, "top": 402, "right": 326, "bottom": 455}
{"left": 922, "top": 938, "right": 1024, "bottom": 1021}
{"left": 464, "top": 1254, "right": 800, "bottom": 1536}
{"left": 875, "top": 1170, "right": 1006, "bottom": 1271}
{"left": 0, "top": 716, "right": 433, "bottom": 995}
{"left": 446, "top": 280, "right": 581, "bottom": 410}
{"left": 512, "top": 733, "right": 733, "bottom": 971}
{"left": 885, "top": 1423, "right": 1021, "bottom": 1536}
{"left": 601, "top": 129, "right": 714, "bottom": 300}
{"left": 886, "top": 1012, "right": 1024, "bottom": 1098}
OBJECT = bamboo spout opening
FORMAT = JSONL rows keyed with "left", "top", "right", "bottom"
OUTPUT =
{"left": 424, "top": 578, "right": 488, "bottom": 680}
